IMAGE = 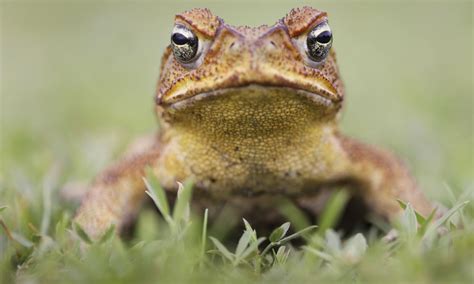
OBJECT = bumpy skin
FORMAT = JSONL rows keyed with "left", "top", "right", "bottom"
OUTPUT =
{"left": 75, "top": 7, "right": 433, "bottom": 239}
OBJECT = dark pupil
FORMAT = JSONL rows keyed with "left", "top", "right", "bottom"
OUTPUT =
{"left": 172, "top": 33, "right": 190, "bottom": 45}
{"left": 316, "top": 31, "right": 332, "bottom": 44}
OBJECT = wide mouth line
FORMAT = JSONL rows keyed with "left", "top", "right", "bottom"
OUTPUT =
{"left": 166, "top": 83, "right": 337, "bottom": 110}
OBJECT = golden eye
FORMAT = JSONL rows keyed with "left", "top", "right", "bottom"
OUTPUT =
{"left": 306, "top": 21, "right": 333, "bottom": 62}
{"left": 171, "top": 25, "right": 199, "bottom": 63}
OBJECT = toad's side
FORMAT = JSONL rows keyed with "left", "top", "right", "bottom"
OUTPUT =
{"left": 75, "top": 7, "right": 433, "bottom": 238}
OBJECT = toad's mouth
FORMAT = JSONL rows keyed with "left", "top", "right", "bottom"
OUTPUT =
{"left": 168, "top": 84, "right": 340, "bottom": 111}
{"left": 157, "top": 70, "right": 342, "bottom": 108}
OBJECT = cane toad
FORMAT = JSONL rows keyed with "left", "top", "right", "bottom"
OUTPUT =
{"left": 75, "top": 7, "right": 433, "bottom": 238}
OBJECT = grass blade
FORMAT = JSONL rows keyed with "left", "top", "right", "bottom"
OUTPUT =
{"left": 269, "top": 222, "right": 290, "bottom": 243}
{"left": 397, "top": 199, "right": 426, "bottom": 224}
{"left": 280, "top": 225, "right": 318, "bottom": 244}
{"left": 200, "top": 208, "right": 208, "bottom": 260}
{"left": 235, "top": 230, "right": 251, "bottom": 258}
{"left": 209, "top": 237, "right": 234, "bottom": 262}
{"left": 303, "top": 246, "right": 334, "bottom": 262}
{"left": 172, "top": 180, "right": 194, "bottom": 222}
{"left": 317, "top": 190, "right": 349, "bottom": 234}
{"left": 278, "top": 199, "right": 311, "bottom": 232}
{"left": 73, "top": 222, "right": 92, "bottom": 244}
{"left": 143, "top": 167, "right": 171, "bottom": 222}
{"left": 243, "top": 218, "right": 257, "bottom": 242}
{"left": 418, "top": 208, "right": 437, "bottom": 237}
{"left": 423, "top": 201, "right": 469, "bottom": 239}
{"left": 400, "top": 203, "right": 418, "bottom": 237}
{"left": 41, "top": 164, "right": 60, "bottom": 235}
{"left": 239, "top": 237, "right": 266, "bottom": 261}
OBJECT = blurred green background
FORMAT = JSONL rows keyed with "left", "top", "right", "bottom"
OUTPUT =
{"left": 1, "top": 1, "right": 472, "bottom": 204}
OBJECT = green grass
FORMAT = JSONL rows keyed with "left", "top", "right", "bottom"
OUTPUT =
{"left": 0, "top": 171, "right": 472, "bottom": 284}
{"left": 1, "top": 1, "right": 473, "bottom": 283}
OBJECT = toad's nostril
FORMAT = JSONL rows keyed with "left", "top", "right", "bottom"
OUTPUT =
{"left": 229, "top": 41, "right": 236, "bottom": 48}
{"left": 270, "top": 41, "right": 276, "bottom": 47}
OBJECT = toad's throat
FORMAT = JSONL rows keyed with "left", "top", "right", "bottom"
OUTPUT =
{"left": 157, "top": 85, "right": 342, "bottom": 195}
{"left": 162, "top": 85, "right": 339, "bottom": 141}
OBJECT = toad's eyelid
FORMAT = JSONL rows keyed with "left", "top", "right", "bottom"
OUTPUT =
{"left": 311, "top": 21, "right": 330, "bottom": 33}
{"left": 172, "top": 25, "right": 194, "bottom": 37}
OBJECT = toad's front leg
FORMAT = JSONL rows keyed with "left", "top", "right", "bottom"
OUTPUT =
{"left": 336, "top": 134, "right": 433, "bottom": 221}
{"left": 74, "top": 135, "right": 161, "bottom": 239}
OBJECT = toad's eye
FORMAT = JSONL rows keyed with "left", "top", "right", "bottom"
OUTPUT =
{"left": 171, "top": 25, "right": 199, "bottom": 63}
{"left": 306, "top": 21, "right": 333, "bottom": 63}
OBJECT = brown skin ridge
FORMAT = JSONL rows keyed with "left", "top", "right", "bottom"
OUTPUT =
{"left": 283, "top": 7, "right": 328, "bottom": 37}
{"left": 176, "top": 8, "right": 220, "bottom": 37}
